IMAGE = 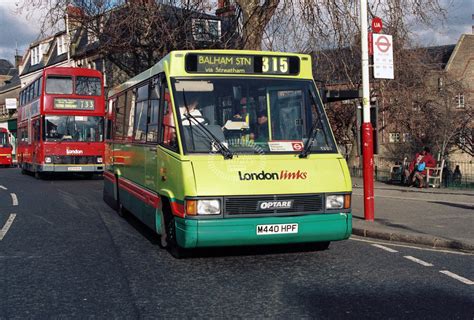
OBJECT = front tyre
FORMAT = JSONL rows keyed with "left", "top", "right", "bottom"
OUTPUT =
{"left": 162, "top": 212, "right": 187, "bottom": 259}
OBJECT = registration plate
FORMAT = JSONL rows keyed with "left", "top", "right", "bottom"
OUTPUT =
{"left": 256, "top": 223, "right": 298, "bottom": 235}
{"left": 67, "top": 167, "right": 82, "bottom": 171}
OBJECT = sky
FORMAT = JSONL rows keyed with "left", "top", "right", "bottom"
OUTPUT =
{"left": 0, "top": 0, "right": 472, "bottom": 64}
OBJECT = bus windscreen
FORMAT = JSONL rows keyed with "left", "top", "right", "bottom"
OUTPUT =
{"left": 172, "top": 78, "right": 336, "bottom": 154}
{"left": 76, "top": 77, "right": 102, "bottom": 96}
{"left": 46, "top": 76, "right": 73, "bottom": 94}
{"left": 44, "top": 115, "right": 104, "bottom": 142}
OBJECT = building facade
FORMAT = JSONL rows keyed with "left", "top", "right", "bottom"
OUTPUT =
{"left": 18, "top": 2, "right": 238, "bottom": 90}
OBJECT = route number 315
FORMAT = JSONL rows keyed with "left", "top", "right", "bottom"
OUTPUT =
{"left": 262, "top": 57, "right": 289, "bottom": 74}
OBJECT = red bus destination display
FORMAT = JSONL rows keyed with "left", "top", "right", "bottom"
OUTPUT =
{"left": 185, "top": 54, "right": 300, "bottom": 75}
{"left": 54, "top": 98, "right": 95, "bottom": 110}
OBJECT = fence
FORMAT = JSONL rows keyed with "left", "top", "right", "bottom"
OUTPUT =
{"left": 350, "top": 156, "right": 474, "bottom": 189}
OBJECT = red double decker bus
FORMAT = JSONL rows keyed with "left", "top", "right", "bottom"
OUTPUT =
{"left": 0, "top": 128, "right": 13, "bottom": 167}
{"left": 17, "top": 67, "right": 105, "bottom": 178}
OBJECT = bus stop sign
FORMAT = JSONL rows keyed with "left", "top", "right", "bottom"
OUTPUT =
{"left": 372, "top": 17, "right": 383, "bottom": 33}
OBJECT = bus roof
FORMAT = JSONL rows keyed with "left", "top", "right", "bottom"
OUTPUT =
{"left": 108, "top": 50, "right": 313, "bottom": 98}
{"left": 20, "top": 67, "right": 102, "bottom": 91}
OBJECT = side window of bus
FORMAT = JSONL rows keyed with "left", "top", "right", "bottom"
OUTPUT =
{"left": 38, "top": 77, "right": 43, "bottom": 96}
{"left": 146, "top": 79, "right": 160, "bottom": 144}
{"left": 32, "top": 119, "right": 40, "bottom": 142}
{"left": 106, "top": 100, "right": 114, "bottom": 140}
{"left": 115, "top": 94, "right": 126, "bottom": 139}
{"left": 124, "top": 89, "right": 136, "bottom": 140}
{"left": 26, "top": 86, "right": 31, "bottom": 103}
{"left": 133, "top": 84, "right": 148, "bottom": 143}
{"left": 160, "top": 83, "right": 178, "bottom": 151}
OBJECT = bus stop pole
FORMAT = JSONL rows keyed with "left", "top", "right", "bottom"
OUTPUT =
{"left": 360, "top": 0, "right": 375, "bottom": 221}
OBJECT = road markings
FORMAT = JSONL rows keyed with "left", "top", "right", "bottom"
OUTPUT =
{"left": 350, "top": 236, "right": 472, "bottom": 256}
{"left": 371, "top": 244, "right": 398, "bottom": 253}
{"left": 404, "top": 255, "right": 434, "bottom": 267}
{"left": 0, "top": 213, "right": 16, "bottom": 240}
{"left": 439, "top": 271, "right": 474, "bottom": 285}
{"left": 0, "top": 185, "right": 7, "bottom": 190}
{"left": 10, "top": 193, "right": 18, "bottom": 206}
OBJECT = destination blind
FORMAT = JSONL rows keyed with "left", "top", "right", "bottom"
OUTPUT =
{"left": 185, "top": 54, "right": 300, "bottom": 75}
{"left": 54, "top": 98, "right": 95, "bottom": 110}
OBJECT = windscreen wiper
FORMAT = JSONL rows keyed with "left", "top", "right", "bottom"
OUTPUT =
{"left": 299, "top": 89, "right": 328, "bottom": 158}
{"left": 182, "top": 90, "right": 233, "bottom": 160}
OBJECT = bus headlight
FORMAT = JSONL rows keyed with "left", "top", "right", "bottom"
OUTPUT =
{"left": 186, "top": 199, "right": 221, "bottom": 215}
{"left": 44, "top": 156, "right": 52, "bottom": 163}
{"left": 326, "top": 194, "right": 351, "bottom": 210}
{"left": 97, "top": 157, "right": 103, "bottom": 163}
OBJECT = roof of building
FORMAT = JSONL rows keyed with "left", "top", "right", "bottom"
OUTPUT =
{"left": 0, "top": 70, "right": 20, "bottom": 93}
{"left": 423, "top": 44, "right": 456, "bottom": 69}
{"left": 446, "top": 34, "right": 473, "bottom": 72}
{"left": 0, "top": 59, "right": 15, "bottom": 76}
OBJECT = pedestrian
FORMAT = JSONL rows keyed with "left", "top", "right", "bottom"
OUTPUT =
{"left": 404, "top": 146, "right": 436, "bottom": 188}
{"left": 453, "top": 165, "right": 462, "bottom": 185}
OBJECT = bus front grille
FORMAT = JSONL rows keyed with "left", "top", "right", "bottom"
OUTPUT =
{"left": 224, "top": 194, "right": 324, "bottom": 216}
{"left": 52, "top": 155, "right": 98, "bottom": 164}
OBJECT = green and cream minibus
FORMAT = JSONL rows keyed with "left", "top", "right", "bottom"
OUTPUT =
{"left": 103, "top": 50, "right": 352, "bottom": 257}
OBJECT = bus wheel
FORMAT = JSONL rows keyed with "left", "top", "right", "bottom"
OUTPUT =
{"left": 34, "top": 171, "right": 42, "bottom": 179}
{"left": 162, "top": 207, "right": 187, "bottom": 258}
{"left": 159, "top": 212, "right": 168, "bottom": 249}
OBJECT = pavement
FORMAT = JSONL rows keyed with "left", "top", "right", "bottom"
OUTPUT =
{"left": 351, "top": 177, "right": 474, "bottom": 252}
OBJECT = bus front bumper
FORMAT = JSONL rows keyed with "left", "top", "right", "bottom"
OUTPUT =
{"left": 174, "top": 213, "right": 352, "bottom": 249}
{"left": 38, "top": 164, "right": 104, "bottom": 173}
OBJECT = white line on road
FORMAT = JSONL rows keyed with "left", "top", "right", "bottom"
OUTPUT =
{"left": 0, "top": 213, "right": 16, "bottom": 240}
{"left": 0, "top": 185, "right": 7, "bottom": 190}
{"left": 10, "top": 193, "right": 18, "bottom": 206}
{"left": 350, "top": 236, "right": 473, "bottom": 256}
{"left": 371, "top": 244, "right": 398, "bottom": 253}
{"left": 439, "top": 270, "right": 474, "bottom": 285}
{"left": 404, "top": 255, "right": 434, "bottom": 267}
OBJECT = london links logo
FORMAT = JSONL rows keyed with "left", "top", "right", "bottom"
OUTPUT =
{"left": 238, "top": 170, "right": 308, "bottom": 181}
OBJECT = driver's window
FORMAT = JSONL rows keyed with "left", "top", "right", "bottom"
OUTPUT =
{"left": 160, "top": 81, "right": 178, "bottom": 151}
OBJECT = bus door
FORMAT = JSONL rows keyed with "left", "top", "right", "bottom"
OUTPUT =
{"left": 144, "top": 76, "right": 161, "bottom": 191}
{"left": 32, "top": 118, "right": 41, "bottom": 166}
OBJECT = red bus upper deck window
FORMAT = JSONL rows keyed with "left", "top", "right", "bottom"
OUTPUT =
{"left": 76, "top": 77, "right": 102, "bottom": 96}
{"left": 46, "top": 76, "right": 73, "bottom": 94}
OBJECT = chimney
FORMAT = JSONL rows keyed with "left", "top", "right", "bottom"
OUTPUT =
{"left": 14, "top": 55, "right": 22, "bottom": 69}
{"left": 66, "top": 5, "right": 85, "bottom": 31}
{"left": 216, "top": 0, "right": 235, "bottom": 17}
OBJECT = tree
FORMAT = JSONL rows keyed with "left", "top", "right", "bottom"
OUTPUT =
{"left": 18, "top": 0, "right": 240, "bottom": 85}
{"left": 233, "top": 0, "right": 280, "bottom": 50}
{"left": 266, "top": 0, "right": 448, "bottom": 165}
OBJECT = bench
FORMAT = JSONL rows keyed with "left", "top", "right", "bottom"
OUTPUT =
{"left": 425, "top": 159, "right": 445, "bottom": 188}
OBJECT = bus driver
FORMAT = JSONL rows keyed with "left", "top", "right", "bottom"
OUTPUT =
{"left": 179, "top": 94, "right": 206, "bottom": 126}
